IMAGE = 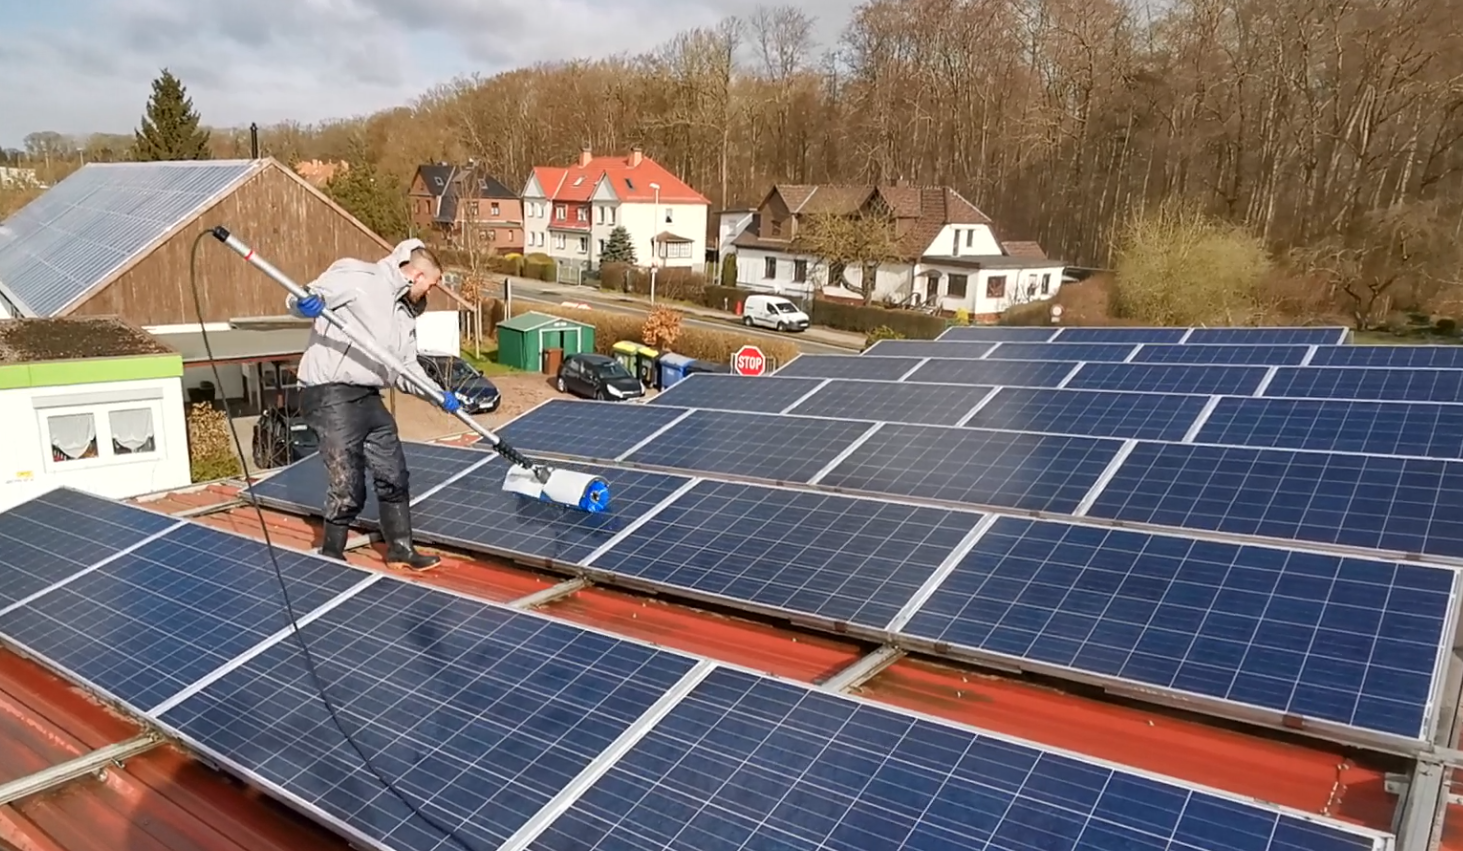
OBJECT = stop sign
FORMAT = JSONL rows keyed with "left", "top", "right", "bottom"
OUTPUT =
{"left": 733, "top": 344, "right": 766, "bottom": 376}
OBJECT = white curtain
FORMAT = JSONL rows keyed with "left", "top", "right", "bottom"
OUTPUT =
{"left": 110, "top": 408, "right": 154, "bottom": 452}
{"left": 49, "top": 414, "right": 96, "bottom": 459}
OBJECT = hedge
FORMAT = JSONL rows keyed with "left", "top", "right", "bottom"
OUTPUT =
{"left": 186, "top": 403, "right": 242, "bottom": 482}
{"left": 809, "top": 300, "right": 946, "bottom": 339}
{"left": 598, "top": 263, "right": 706, "bottom": 303}
{"left": 701, "top": 285, "right": 743, "bottom": 312}
{"left": 511, "top": 303, "right": 800, "bottom": 368}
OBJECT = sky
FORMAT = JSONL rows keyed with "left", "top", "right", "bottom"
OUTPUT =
{"left": 0, "top": 0, "right": 849, "bottom": 150}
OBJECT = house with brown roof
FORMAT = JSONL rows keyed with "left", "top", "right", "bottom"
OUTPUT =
{"left": 521, "top": 146, "right": 709, "bottom": 275}
{"left": 409, "top": 164, "right": 524, "bottom": 254}
{"left": 729, "top": 183, "right": 1065, "bottom": 318}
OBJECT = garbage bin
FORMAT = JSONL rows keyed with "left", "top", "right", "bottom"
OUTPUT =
{"left": 656, "top": 352, "right": 695, "bottom": 390}
{"left": 612, "top": 341, "right": 659, "bottom": 386}
{"left": 542, "top": 346, "right": 564, "bottom": 376}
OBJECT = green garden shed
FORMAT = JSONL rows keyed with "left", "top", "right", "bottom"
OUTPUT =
{"left": 496, "top": 312, "right": 595, "bottom": 372}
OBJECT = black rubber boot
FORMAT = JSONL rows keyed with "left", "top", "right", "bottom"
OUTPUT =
{"left": 319, "top": 521, "right": 350, "bottom": 561}
{"left": 378, "top": 501, "right": 441, "bottom": 571}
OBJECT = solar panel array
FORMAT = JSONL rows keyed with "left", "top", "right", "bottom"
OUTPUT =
{"left": 0, "top": 160, "right": 260, "bottom": 316}
{"left": 0, "top": 488, "right": 1389, "bottom": 851}
{"left": 247, "top": 422, "right": 1458, "bottom": 753}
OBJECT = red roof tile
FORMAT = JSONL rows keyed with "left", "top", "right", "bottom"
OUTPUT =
{"left": 531, "top": 153, "right": 707, "bottom": 205}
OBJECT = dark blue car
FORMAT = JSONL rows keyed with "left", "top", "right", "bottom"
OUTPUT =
{"left": 418, "top": 353, "right": 501, "bottom": 414}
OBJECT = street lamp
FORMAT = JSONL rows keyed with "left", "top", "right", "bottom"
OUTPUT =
{"left": 648, "top": 182, "right": 661, "bottom": 304}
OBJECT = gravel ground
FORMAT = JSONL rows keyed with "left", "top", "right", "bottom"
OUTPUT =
{"left": 391, "top": 372, "right": 569, "bottom": 442}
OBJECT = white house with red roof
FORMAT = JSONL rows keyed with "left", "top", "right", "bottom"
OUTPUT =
{"left": 521, "top": 145, "right": 710, "bottom": 273}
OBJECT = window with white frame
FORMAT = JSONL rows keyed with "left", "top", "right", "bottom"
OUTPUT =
{"left": 579, "top": 237, "right": 589, "bottom": 253}
{"left": 42, "top": 401, "right": 160, "bottom": 467}
{"left": 664, "top": 208, "right": 673, "bottom": 223}
{"left": 664, "top": 242, "right": 691, "bottom": 258}
{"left": 554, "top": 233, "right": 566, "bottom": 250}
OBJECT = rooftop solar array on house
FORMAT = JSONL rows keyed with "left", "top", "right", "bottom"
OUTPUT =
{"left": 5, "top": 319, "right": 1457, "bottom": 849}
{"left": 0, "top": 488, "right": 1394, "bottom": 851}
{"left": 0, "top": 160, "right": 260, "bottom": 316}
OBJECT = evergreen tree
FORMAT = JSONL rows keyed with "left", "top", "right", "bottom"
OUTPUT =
{"left": 324, "top": 147, "right": 408, "bottom": 241}
{"left": 601, "top": 224, "right": 637, "bottom": 264}
{"left": 132, "top": 69, "right": 211, "bottom": 161}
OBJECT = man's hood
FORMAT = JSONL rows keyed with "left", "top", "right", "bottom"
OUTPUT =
{"left": 380, "top": 238, "right": 427, "bottom": 299}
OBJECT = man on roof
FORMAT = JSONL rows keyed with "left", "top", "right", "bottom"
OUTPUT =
{"left": 286, "top": 238, "right": 458, "bottom": 571}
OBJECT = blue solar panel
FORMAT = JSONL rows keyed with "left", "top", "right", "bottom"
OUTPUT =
{"left": 1265, "top": 367, "right": 1463, "bottom": 404}
{"left": 0, "top": 487, "right": 180, "bottom": 610}
{"left": 160, "top": 579, "right": 700, "bottom": 851}
{"left": 494, "top": 399, "right": 691, "bottom": 458}
{"left": 1085, "top": 443, "right": 1463, "bottom": 559}
{"left": 0, "top": 522, "right": 364, "bottom": 712}
{"left": 861, "top": 339, "right": 994, "bottom": 359}
{"left": 623, "top": 410, "right": 875, "bottom": 482}
{"left": 0, "top": 161, "right": 260, "bottom": 316}
{"left": 1055, "top": 327, "right": 1189, "bottom": 343}
{"left": 411, "top": 456, "right": 693, "bottom": 565}
{"left": 817, "top": 424, "right": 1122, "bottom": 513}
{"left": 965, "top": 387, "right": 1208, "bottom": 442}
{"left": 1195, "top": 397, "right": 1463, "bottom": 459}
{"left": 905, "top": 358, "right": 1077, "bottom": 387}
{"left": 1065, "top": 363, "right": 1266, "bottom": 395}
{"left": 1132, "top": 344, "right": 1310, "bottom": 365}
{"left": 937, "top": 325, "right": 1056, "bottom": 342}
{"left": 787, "top": 380, "right": 994, "bottom": 426}
{"left": 902, "top": 517, "right": 1453, "bottom": 741}
{"left": 1187, "top": 327, "right": 1348, "bottom": 345}
{"left": 587, "top": 480, "right": 983, "bottom": 629}
{"left": 247, "top": 442, "right": 484, "bottom": 523}
{"left": 1311, "top": 346, "right": 1463, "bottom": 369}
{"left": 775, "top": 354, "right": 922, "bottom": 380}
{"left": 986, "top": 342, "right": 1138, "bottom": 362}
{"left": 647, "top": 373, "right": 825, "bottom": 414}
{"left": 529, "top": 666, "right": 1382, "bottom": 851}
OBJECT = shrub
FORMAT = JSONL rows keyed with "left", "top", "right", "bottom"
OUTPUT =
{"left": 642, "top": 307, "right": 684, "bottom": 350}
{"left": 864, "top": 326, "right": 904, "bottom": 349}
{"left": 522, "top": 252, "right": 556, "bottom": 282}
{"left": 701, "top": 285, "right": 743, "bottom": 312}
{"left": 809, "top": 300, "right": 945, "bottom": 339}
{"left": 720, "top": 254, "right": 738, "bottom": 287}
{"left": 514, "top": 303, "right": 799, "bottom": 367}
{"left": 186, "top": 402, "right": 242, "bottom": 482}
{"left": 599, "top": 262, "right": 633, "bottom": 292}
{"left": 1436, "top": 317, "right": 1458, "bottom": 336}
{"left": 998, "top": 300, "right": 1053, "bottom": 326}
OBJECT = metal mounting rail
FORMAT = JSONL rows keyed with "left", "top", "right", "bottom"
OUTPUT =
{"left": 0, "top": 733, "right": 162, "bottom": 806}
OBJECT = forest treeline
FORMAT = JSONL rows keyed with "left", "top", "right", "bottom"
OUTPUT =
{"left": 6, "top": 0, "right": 1463, "bottom": 327}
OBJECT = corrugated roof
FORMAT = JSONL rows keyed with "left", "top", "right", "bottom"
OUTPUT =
{"left": 0, "top": 160, "right": 262, "bottom": 318}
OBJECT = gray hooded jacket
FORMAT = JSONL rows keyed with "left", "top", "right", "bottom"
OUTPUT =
{"left": 289, "top": 238, "right": 444, "bottom": 398}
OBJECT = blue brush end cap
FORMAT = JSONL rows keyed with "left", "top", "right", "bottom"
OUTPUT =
{"left": 580, "top": 479, "right": 611, "bottom": 513}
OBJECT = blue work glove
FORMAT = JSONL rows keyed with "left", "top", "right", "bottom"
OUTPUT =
{"left": 294, "top": 293, "right": 325, "bottom": 318}
{"left": 439, "top": 392, "right": 461, "bottom": 414}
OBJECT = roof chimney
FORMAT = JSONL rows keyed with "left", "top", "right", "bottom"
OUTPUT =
{"left": 579, "top": 144, "right": 592, "bottom": 168}
{"left": 630, "top": 146, "right": 643, "bottom": 168}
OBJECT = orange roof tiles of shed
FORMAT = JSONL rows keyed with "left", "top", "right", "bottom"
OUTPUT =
{"left": 0, "top": 471, "right": 1446, "bottom": 851}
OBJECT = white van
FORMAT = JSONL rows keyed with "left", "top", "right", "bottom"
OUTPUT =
{"left": 742, "top": 294, "right": 810, "bottom": 332}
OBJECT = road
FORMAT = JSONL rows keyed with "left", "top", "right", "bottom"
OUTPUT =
{"left": 505, "top": 278, "right": 861, "bottom": 354}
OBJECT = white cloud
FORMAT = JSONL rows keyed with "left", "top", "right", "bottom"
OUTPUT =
{"left": 0, "top": 0, "right": 850, "bottom": 149}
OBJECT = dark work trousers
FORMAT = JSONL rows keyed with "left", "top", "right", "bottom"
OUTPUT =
{"left": 299, "top": 384, "right": 410, "bottom": 525}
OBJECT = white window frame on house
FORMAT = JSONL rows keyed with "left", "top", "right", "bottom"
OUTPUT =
{"left": 607, "top": 207, "right": 616, "bottom": 225}
{"left": 663, "top": 242, "right": 691, "bottom": 259}
{"left": 577, "top": 207, "right": 588, "bottom": 222}
{"left": 579, "top": 237, "right": 589, "bottom": 253}
{"left": 555, "top": 205, "right": 566, "bottom": 219}
{"left": 764, "top": 257, "right": 777, "bottom": 279}
{"left": 37, "top": 398, "right": 165, "bottom": 473}
{"left": 490, "top": 202, "right": 500, "bottom": 216}
{"left": 554, "top": 233, "right": 567, "bottom": 250}
{"left": 664, "top": 208, "right": 674, "bottom": 223}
